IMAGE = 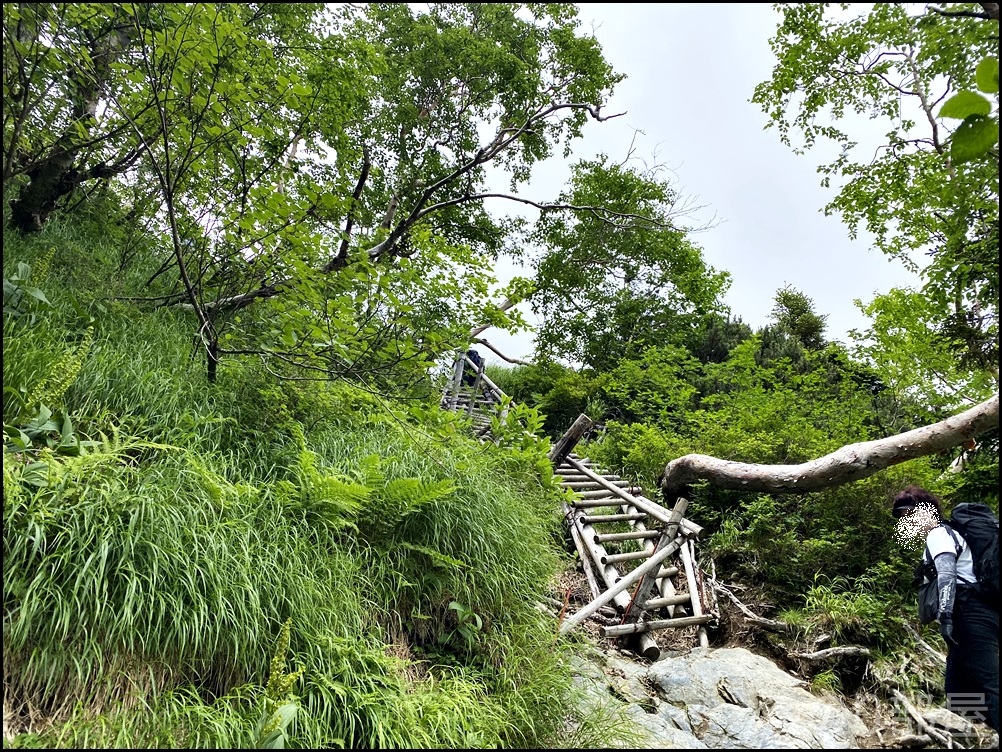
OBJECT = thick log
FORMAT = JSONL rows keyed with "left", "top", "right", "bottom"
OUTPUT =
{"left": 600, "top": 614, "right": 713, "bottom": 637}
{"left": 660, "top": 393, "right": 1000, "bottom": 499}
{"left": 549, "top": 413, "right": 594, "bottom": 467}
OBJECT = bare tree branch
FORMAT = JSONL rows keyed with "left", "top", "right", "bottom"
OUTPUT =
{"left": 661, "top": 394, "right": 1000, "bottom": 499}
{"left": 325, "top": 144, "right": 371, "bottom": 272}
{"left": 472, "top": 337, "right": 531, "bottom": 365}
{"left": 928, "top": 3, "right": 998, "bottom": 20}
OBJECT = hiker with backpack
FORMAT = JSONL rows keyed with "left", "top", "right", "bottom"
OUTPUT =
{"left": 461, "top": 348, "right": 484, "bottom": 387}
{"left": 892, "top": 485, "right": 999, "bottom": 733}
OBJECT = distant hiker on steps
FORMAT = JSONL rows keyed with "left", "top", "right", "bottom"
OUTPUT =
{"left": 461, "top": 348, "right": 484, "bottom": 387}
{"left": 892, "top": 485, "right": 999, "bottom": 734}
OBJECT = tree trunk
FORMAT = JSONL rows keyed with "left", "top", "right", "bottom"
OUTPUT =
{"left": 8, "top": 21, "right": 129, "bottom": 233}
{"left": 660, "top": 393, "right": 999, "bottom": 500}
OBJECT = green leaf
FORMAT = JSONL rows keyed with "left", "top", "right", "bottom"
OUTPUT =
{"left": 3, "top": 424, "right": 32, "bottom": 451}
{"left": 939, "top": 90, "right": 992, "bottom": 120}
{"left": 975, "top": 56, "right": 999, "bottom": 94}
{"left": 26, "top": 405, "right": 58, "bottom": 433}
{"left": 21, "top": 461, "right": 50, "bottom": 488}
{"left": 950, "top": 115, "right": 999, "bottom": 164}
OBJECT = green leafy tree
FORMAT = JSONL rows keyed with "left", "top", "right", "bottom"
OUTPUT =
{"left": 5, "top": 3, "right": 634, "bottom": 388}
{"left": 528, "top": 156, "right": 730, "bottom": 370}
{"left": 769, "top": 285, "right": 828, "bottom": 352}
{"left": 3, "top": 3, "right": 158, "bottom": 232}
{"left": 849, "top": 287, "right": 997, "bottom": 418}
{"left": 752, "top": 3, "right": 999, "bottom": 380}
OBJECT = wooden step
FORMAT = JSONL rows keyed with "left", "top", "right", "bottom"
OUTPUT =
{"left": 594, "top": 530, "right": 662, "bottom": 544}
{"left": 579, "top": 512, "right": 647, "bottom": 524}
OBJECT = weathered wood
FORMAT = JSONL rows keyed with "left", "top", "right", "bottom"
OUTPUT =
{"left": 559, "top": 473, "right": 624, "bottom": 482}
{"left": 549, "top": 413, "right": 594, "bottom": 467}
{"left": 571, "top": 498, "right": 636, "bottom": 509}
{"left": 561, "top": 480, "right": 633, "bottom": 489}
{"left": 580, "top": 512, "right": 648, "bottom": 524}
{"left": 566, "top": 508, "right": 604, "bottom": 602}
{"left": 622, "top": 500, "right": 687, "bottom": 622}
{"left": 561, "top": 456, "right": 705, "bottom": 539}
{"left": 903, "top": 622, "right": 945, "bottom": 666}
{"left": 446, "top": 354, "right": 465, "bottom": 410}
{"left": 888, "top": 688, "right": 956, "bottom": 749}
{"left": 639, "top": 531, "right": 682, "bottom": 616}
{"left": 467, "top": 357, "right": 485, "bottom": 417}
{"left": 559, "top": 504, "right": 689, "bottom": 635}
{"left": 466, "top": 358, "right": 506, "bottom": 404}
{"left": 569, "top": 512, "right": 661, "bottom": 659}
{"left": 602, "top": 549, "right": 655, "bottom": 565}
{"left": 790, "top": 646, "right": 871, "bottom": 662}
{"left": 574, "top": 489, "right": 625, "bottom": 500}
{"left": 707, "top": 558, "right": 720, "bottom": 617}
{"left": 594, "top": 530, "right": 662, "bottom": 543}
{"left": 660, "top": 393, "right": 999, "bottom": 499}
{"left": 680, "top": 540, "right": 709, "bottom": 648}
{"left": 711, "top": 580, "right": 793, "bottom": 633}
{"left": 600, "top": 614, "right": 713, "bottom": 637}
{"left": 640, "top": 593, "right": 692, "bottom": 610}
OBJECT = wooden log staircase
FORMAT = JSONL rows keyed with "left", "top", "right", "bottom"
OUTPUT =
{"left": 441, "top": 351, "right": 716, "bottom": 660}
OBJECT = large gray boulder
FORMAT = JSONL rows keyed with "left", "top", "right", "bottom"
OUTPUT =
{"left": 567, "top": 645, "right": 869, "bottom": 749}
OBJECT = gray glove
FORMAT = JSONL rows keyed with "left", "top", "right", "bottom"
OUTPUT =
{"left": 939, "top": 612, "right": 958, "bottom": 646}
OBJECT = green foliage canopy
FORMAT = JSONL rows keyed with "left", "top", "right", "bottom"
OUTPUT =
{"left": 753, "top": 3, "right": 999, "bottom": 382}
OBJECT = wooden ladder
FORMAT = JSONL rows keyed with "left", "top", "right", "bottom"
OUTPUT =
{"left": 555, "top": 452, "right": 712, "bottom": 660}
{"left": 439, "top": 354, "right": 714, "bottom": 659}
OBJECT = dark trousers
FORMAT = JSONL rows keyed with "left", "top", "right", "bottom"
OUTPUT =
{"left": 946, "top": 589, "right": 999, "bottom": 732}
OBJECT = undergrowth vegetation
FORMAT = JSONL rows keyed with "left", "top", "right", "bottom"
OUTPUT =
{"left": 2, "top": 220, "right": 623, "bottom": 749}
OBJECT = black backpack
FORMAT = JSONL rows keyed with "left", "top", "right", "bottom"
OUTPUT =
{"left": 946, "top": 502, "right": 1000, "bottom": 608}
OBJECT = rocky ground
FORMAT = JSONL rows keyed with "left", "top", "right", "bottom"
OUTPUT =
{"left": 548, "top": 560, "right": 1000, "bottom": 750}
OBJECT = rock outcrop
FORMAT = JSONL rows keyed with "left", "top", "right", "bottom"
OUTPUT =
{"left": 568, "top": 645, "right": 871, "bottom": 749}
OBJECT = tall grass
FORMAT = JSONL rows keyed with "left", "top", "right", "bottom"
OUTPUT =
{"left": 3, "top": 220, "right": 604, "bottom": 748}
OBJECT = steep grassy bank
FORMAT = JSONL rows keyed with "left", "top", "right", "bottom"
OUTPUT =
{"left": 3, "top": 219, "right": 599, "bottom": 748}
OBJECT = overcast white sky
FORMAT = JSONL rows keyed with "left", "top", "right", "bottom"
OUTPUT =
{"left": 478, "top": 3, "right": 922, "bottom": 364}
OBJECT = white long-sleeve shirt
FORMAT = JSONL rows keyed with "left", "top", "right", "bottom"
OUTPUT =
{"left": 926, "top": 524, "right": 977, "bottom": 585}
